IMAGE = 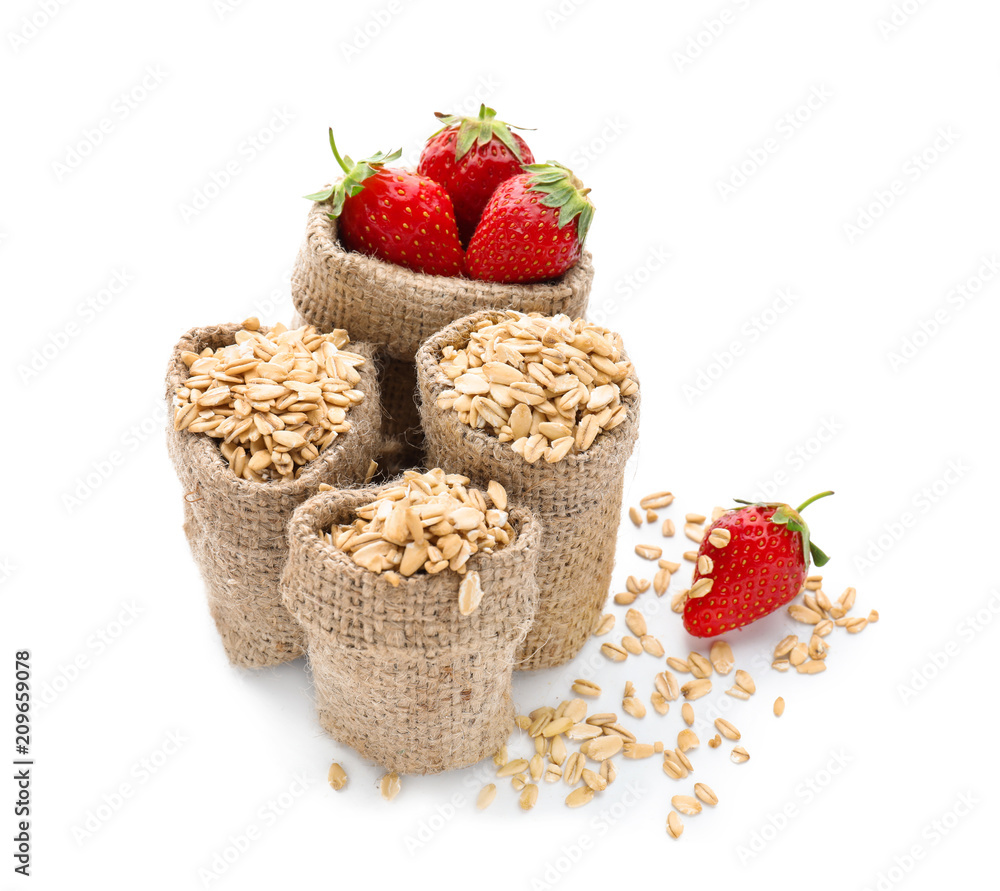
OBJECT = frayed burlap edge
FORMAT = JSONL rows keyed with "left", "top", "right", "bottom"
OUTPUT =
{"left": 415, "top": 310, "right": 640, "bottom": 670}
{"left": 281, "top": 487, "right": 541, "bottom": 774}
{"left": 291, "top": 199, "right": 594, "bottom": 361}
{"left": 164, "top": 323, "right": 382, "bottom": 669}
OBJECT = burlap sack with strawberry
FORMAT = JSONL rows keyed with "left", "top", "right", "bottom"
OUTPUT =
{"left": 292, "top": 212, "right": 593, "bottom": 362}
{"left": 416, "top": 310, "right": 640, "bottom": 670}
{"left": 164, "top": 322, "right": 381, "bottom": 669}
{"left": 291, "top": 119, "right": 594, "bottom": 361}
{"left": 281, "top": 486, "right": 541, "bottom": 774}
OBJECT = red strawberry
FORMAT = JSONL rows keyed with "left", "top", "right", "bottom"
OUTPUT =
{"left": 465, "top": 162, "right": 594, "bottom": 284}
{"left": 683, "top": 492, "right": 834, "bottom": 638}
{"left": 417, "top": 104, "right": 534, "bottom": 244}
{"left": 304, "top": 129, "right": 463, "bottom": 277}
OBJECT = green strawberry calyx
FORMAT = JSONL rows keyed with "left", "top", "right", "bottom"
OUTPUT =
{"left": 732, "top": 490, "right": 834, "bottom": 569}
{"left": 432, "top": 104, "right": 533, "bottom": 163}
{"left": 303, "top": 128, "right": 401, "bottom": 218}
{"left": 523, "top": 161, "right": 596, "bottom": 244}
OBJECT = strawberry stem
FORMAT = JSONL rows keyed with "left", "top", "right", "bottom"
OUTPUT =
{"left": 303, "top": 129, "right": 402, "bottom": 217}
{"left": 327, "top": 128, "right": 350, "bottom": 175}
{"left": 795, "top": 491, "right": 834, "bottom": 513}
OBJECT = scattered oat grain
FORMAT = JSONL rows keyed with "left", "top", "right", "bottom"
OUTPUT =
{"left": 651, "top": 692, "right": 669, "bottom": 715}
{"left": 594, "top": 613, "right": 615, "bottom": 636}
{"left": 625, "top": 609, "right": 647, "bottom": 637}
{"left": 581, "top": 768, "right": 608, "bottom": 792}
{"left": 635, "top": 633, "right": 661, "bottom": 658}
{"left": 684, "top": 523, "right": 705, "bottom": 543}
{"left": 654, "top": 568, "right": 671, "bottom": 595}
{"left": 601, "top": 642, "right": 628, "bottom": 662}
{"left": 496, "top": 759, "right": 530, "bottom": 778}
{"left": 677, "top": 729, "right": 699, "bottom": 751}
{"left": 623, "top": 743, "right": 656, "bottom": 760}
{"left": 666, "top": 811, "right": 684, "bottom": 839}
{"left": 621, "top": 636, "right": 643, "bottom": 656}
{"left": 710, "top": 640, "right": 735, "bottom": 675}
{"left": 572, "top": 679, "right": 602, "bottom": 697}
{"left": 688, "top": 652, "right": 713, "bottom": 678}
{"left": 694, "top": 783, "right": 718, "bottom": 807}
{"left": 681, "top": 678, "right": 712, "bottom": 700}
{"left": 563, "top": 753, "right": 586, "bottom": 785}
{"left": 380, "top": 772, "right": 401, "bottom": 800}
{"left": 327, "top": 762, "right": 348, "bottom": 791}
{"left": 715, "top": 718, "right": 741, "bottom": 741}
{"left": 788, "top": 604, "right": 823, "bottom": 625}
{"left": 641, "top": 492, "right": 674, "bottom": 510}
{"left": 626, "top": 575, "right": 650, "bottom": 594}
{"left": 519, "top": 783, "right": 539, "bottom": 810}
{"left": 734, "top": 669, "right": 756, "bottom": 695}
{"left": 839, "top": 586, "right": 857, "bottom": 612}
{"left": 672, "top": 794, "right": 702, "bottom": 816}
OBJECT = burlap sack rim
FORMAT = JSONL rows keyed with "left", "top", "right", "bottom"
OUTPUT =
{"left": 414, "top": 309, "right": 641, "bottom": 478}
{"left": 283, "top": 485, "right": 541, "bottom": 640}
{"left": 165, "top": 322, "right": 379, "bottom": 501}
{"left": 300, "top": 196, "right": 595, "bottom": 296}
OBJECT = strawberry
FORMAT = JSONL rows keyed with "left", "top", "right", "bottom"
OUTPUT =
{"left": 417, "top": 104, "right": 535, "bottom": 244}
{"left": 304, "top": 129, "right": 463, "bottom": 277}
{"left": 683, "top": 492, "right": 834, "bottom": 638}
{"left": 464, "top": 162, "right": 594, "bottom": 284}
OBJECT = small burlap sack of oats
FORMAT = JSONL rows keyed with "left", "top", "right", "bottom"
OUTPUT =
{"left": 281, "top": 471, "right": 540, "bottom": 774}
{"left": 165, "top": 320, "right": 381, "bottom": 669}
{"left": 291, "top": 204, "right": 593, "bottom": 361}
{"left": 416, "top": 310, "right": 640, "bottom": 670}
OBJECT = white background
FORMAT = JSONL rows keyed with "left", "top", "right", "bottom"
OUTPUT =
{"left": 2, "top": 0, "right": 998, "bottom": 888}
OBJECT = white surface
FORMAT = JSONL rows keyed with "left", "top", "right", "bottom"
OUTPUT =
{"left": 3, "top": 1, "right": 998, "bottom": 888}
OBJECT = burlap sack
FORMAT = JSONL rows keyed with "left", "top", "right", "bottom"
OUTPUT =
{"left": 165, "top": 323, "right": 382, "bottom": 669}
{"left": 377, "top": 354, "right": 426, "bottom": 469}
{"left": 416, "top": 311, "right": 640, "bottom": 671}
{"left": 379, "top": 355, "right": 422, "bottom": 439}
{"left": 281, "top": 487, "right": 541, "bottom": 774}
{"left": 291, "top": 201, "right": 594, "bottom": 361}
